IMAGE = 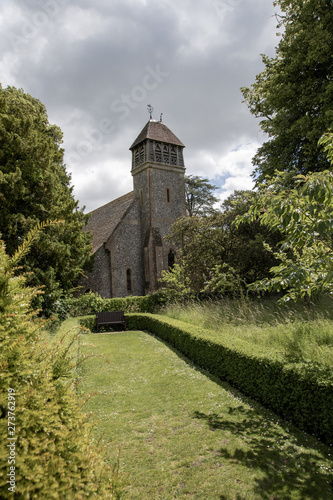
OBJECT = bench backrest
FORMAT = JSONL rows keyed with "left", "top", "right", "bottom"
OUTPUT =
{"left": 96, "top": 311, "right": 125, "bottom": 322}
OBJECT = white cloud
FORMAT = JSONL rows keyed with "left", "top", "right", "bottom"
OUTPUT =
{"left": 217, "top": 175, "right": 255, "bottom": 205}
{"left": 216, "top": 142, "right": 260, "bottom": 176}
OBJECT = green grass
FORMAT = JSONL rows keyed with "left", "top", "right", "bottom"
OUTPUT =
{"left": 78, "top": 328, "right": 333, "bottom": 499}
{"left": 161, "top": 297, "right": 333, "bottom": 365}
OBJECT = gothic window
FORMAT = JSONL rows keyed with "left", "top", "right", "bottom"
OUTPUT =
{"left": 163, "top": 145, "right": 170, "bottom": 164}
{"left": 126, "top": 269, "right": 133, "bottom": 292}
{"left": 155, "top": 143, "right": 162, "bottom": 162}
{"left": 168, "top": 250, "right": 175, "bottom": 269}
{"left": 166, "top": 188, "right": 170, "bottom": 203}
{"left": 171, "top": 147, "right": 177, "bottom": 165}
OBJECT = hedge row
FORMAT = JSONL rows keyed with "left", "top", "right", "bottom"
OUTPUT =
{"left": 124, "top": 313, "right": 333, "bottom": 445}
{"left": 55, "top": 291, "right": 166, "bottom": 319}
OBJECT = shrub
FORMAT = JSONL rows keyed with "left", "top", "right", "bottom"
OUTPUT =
{"left": 54, "top": 291, "right": 166, "bottom": 319}
{"left": 126, "top": 313, "right": 333, "bottom": 445}
{"left": 0, "top": 240, "right": 127, "bottom": 498}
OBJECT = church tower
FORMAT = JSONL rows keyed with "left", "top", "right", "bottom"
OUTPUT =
{"left": 130, "top": 116, "right": 186, "bottom": 293}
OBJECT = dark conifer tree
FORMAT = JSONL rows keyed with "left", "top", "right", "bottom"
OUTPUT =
{"left": 0, "top": 85, "right": 92, "bottom": 313}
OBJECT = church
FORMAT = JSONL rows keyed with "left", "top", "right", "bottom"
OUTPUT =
{"left": 82, "top": 116, "right": 187, "bottom": 298}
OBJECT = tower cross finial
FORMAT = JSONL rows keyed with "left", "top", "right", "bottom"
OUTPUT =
{"left": 147, "top": 104, "right": 153, "bottom": 120}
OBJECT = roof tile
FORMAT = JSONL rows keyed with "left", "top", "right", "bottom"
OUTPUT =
{"left": 85, "top": 191, "right": 134, "bottom": 253}
{"left": 130, "top": 120, "right": 185, "bottom": 149}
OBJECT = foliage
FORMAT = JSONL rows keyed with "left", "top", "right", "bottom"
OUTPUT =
{"left": 185, "top": 174, "right": 218, "bottom": 216}
{"left": 0, "top": 237, "right": 127, "bottom": 498}
{"left": 159, "top": 263, "right": 194, "bottom": 302}
{"left": 0, "top": 85, "right": 93, "bottom": 314}
{"left": 200, "top": 263, "right": 243, "bottom": 296}
{"left": 161, "top": 296, "right": 333, "bottom": 366}
{"left": 241, "top": 0, "right": 333, "bottom": 182}
{"left": 53, "top": 290, "right": 167, "bottom": 320}
{"left": 126, "top": 313, "right": 333, "bottom": 444}
{"left": 220, "top": 190, "right": 282, "bottom": 283}
{"left": 319, "top": 130, "right": 333, "bottom": 164}
{"left": 238, "top": 136, "right": 333, "bottom": 300}
{"left": 163, "top": 190, "right": 280, "bottom": 296}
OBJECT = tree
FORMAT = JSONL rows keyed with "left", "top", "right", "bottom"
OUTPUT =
{"left": 237, "top": 133, "right": 333, "bottom": 300}
{"left": 164, "top": 190, "right": 280, "bottom": 295}
{"left": 0, "top": 232, "right": 126, "bottom": 498}
{"left": 220, "top": 190, "right": 282, "bottom": 284}
{"left": 241, "top": 0, "right": 333, "bottom": 183}
{"left": 0, "top": 85, "right": 92, "bottom": 314}
{"left": 185, "top": 175, "right": 218, "bottom": 216}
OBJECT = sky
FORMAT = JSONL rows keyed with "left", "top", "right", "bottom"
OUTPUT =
{"left": 0, "top": 0, "right": 281, "bottom": 213}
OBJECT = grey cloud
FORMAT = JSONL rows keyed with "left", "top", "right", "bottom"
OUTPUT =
{"left": 0, "top": 0, "right": 279, "bottom": 212}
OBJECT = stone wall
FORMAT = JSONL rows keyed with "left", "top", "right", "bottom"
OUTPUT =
{"left": 79, "top": 244, "right": 112, "bottom": 297}
{"left": 132, "top": 163, "right": 186, "bottom": 292}
{"left": 106, "top": 199, "right": 144, "bottom": 297}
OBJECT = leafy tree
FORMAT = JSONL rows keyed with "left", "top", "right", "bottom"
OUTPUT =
{"left": 220, "top": 190, "right": 282, "bottom": 283}
{"left": 241, "top": 0, "right": 333, "bottom": 183}
{"left": 160, "top": 263, "right": 194, "bottom": 302}
{"left": 0, "top": 85, "right": 92, "bottom": 314}
{"left": 0, "top": 231, "right": 126, "bottom": 498}
{"left": 164, "top": 191, "right": 280, "bottom": 295}
{"left": 185, "top": 175, "right": 218, "bottom": 216}
{"left": 237, "top": 133, "right": 333, "bottom": 300}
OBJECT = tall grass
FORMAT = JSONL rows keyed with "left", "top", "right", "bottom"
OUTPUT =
{"left": 161, "top": 296, "right": 333, "bottom": 365}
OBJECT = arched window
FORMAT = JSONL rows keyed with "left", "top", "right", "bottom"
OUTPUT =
{"left": 168, "top": 250, "right": 175, "bottom": 269}
{"left": 126, "top": 269, "right": 133, "bottom": 292}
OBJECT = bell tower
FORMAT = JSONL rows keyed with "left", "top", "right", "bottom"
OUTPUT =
{"left": 129, "top": 114, "right": 186, "bottom": 293}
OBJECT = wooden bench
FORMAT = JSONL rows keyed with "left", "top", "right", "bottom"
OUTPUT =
{"left": 96, "top": 311, "right": 126, "bottom": 332}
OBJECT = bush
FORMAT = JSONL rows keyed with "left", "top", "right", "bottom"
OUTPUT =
{"left": 79, "top": 315, "right": 97, "bottom": 332}
{"left": 126, "top": 313, "right": 333, "bottom": 445}
{"left": 0, "top": 240, "right": 127, "bottom": 498}
{"left": 54, "top": 291, "right": 166, "bottom": 320}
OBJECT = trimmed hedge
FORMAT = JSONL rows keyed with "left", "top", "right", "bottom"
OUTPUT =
{"left": 78, "top": 315, "right": 97, "bottom": 332}
{"left": 125, "top": 313, "right": 333, "bottom": 445}
{"left": 55, "top": 291, "right": 167, "bottom": 319}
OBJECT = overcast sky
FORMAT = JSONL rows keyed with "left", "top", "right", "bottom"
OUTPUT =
{"left": 0, "top": 0, "right": 280, "bottom": 213}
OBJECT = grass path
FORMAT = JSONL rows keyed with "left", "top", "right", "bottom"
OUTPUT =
{"left": 78, "top": 330, "right": 332, "bottom": 499}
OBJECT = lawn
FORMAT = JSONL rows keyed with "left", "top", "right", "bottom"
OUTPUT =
{"left": 76, "top": 326, "right": 333, "bottom": 499}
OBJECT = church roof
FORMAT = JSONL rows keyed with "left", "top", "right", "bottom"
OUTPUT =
{"left": 130, "top": 119, "right": 185, "bottom": 149}
{"left": 85, "top": 191, "right": 134, "bottom": 253}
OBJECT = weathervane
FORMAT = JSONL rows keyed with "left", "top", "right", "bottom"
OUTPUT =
{"left": 147, "top": 104, "right": 153, "bottom": 120}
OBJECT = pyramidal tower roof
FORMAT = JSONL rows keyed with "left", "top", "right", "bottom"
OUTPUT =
{"left": 130, "top": 119, "right": 185, "bottom": 150}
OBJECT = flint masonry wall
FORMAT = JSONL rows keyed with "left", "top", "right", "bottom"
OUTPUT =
{"left": 81, "top": 245, "right": 112, "bottom": 298}
{"left": 106, "top": 199, "right": 145, "bottom": 297}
